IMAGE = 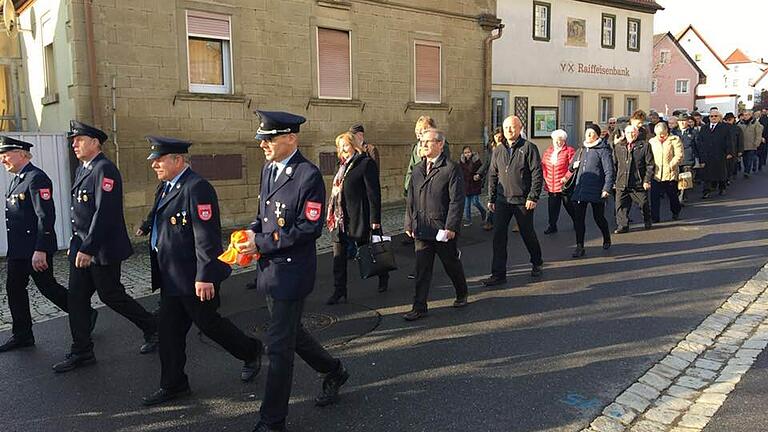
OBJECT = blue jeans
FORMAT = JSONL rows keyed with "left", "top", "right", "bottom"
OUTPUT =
{"left": 743, "top": 150, "right": 757, "bottom": 174}
{"left": 464, "top": 194, "right": 486, "bottom": 221}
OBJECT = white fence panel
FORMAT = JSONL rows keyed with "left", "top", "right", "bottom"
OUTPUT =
{"left": 0, "top": 133, "right": 72, "bottom": 256}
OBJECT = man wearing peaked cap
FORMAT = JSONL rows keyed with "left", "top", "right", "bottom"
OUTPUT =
{"left": 0, "top": 137, "right": 96, "bottom": 352}
{"left": 237, "top": 110, "right": 349, "bottom": 432}
{"left": 138, "top": 136, "right": 264, "bottom": 407}
{"left": 52, "top": 120, "right": 159, "bottom": 373}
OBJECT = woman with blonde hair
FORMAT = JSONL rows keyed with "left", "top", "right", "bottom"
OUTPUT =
{"left": 326, "top": 132, "right": 388, "bottom": 304}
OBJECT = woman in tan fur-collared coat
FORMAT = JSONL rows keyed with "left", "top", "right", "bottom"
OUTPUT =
{"left": 649, "top": 121, "right": 683, "bottom": 222}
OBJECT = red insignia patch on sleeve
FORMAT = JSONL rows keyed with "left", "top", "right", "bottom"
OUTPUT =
{"left": 305, "top": 201, "right": 322, "bottom": 222}
{"left": 197, "top": 204, "right": 212, "bottom": 221}
{"left": 101, "top": 178, "right": 114, "bottom": 192}
{"left": 39, "top": 189, "right": 52, "bottom": 200}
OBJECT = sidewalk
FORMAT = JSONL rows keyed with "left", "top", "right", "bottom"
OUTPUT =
{"left": 0, "top": 204, "right": 409, "bottom": 332}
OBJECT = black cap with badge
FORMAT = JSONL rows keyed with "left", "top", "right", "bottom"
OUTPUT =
{"left": 0, "top": 136, "right": 33, "bottom": 153}
{"left": 146, "top": 136, "right": 192, "bottom": 160}
{"left": 67, "top": 120, "right": 109, "bottom": 144}
{"left": 254, "top": 110, "right": 306, "bottom": 141}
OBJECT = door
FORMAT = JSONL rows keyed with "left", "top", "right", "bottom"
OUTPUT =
{"left": 560, "top": 96, "right": 579, "bottom": 146}
{"left": 0, "top": 133, "right": 72, "bottom": 255}
{"left": 491, "top": 91, "right": 509, "bottom": 130}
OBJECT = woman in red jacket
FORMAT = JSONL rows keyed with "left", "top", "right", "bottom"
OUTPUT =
{"left": 541, "top": 129, "right": 576, "bottom": 234}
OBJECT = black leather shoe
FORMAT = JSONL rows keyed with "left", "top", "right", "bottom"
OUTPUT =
{"left": 140, "top": 333, "right": 159, "bottom": 354}
{"left": 614, "top": 226, "right": 629, "bottom": 234}
{"left": 52, "top": 352, "right": 96, "bottom": 373}
{"left": 702, "top": 192, "right": 711, "bottom": 199}
{"left": 672, "top": 213, "right": 680, "bottom": 221}
{"left": 377, "top": 280, "right": 388, "bottom": 293}
{"left": 0, "top": 336, "right": 35, "bottom": 353}
{"left": 241, "top": 340, "right": 263, "bottom": 382}
{"left": 252, "top": 421, "right": 286, "bottom": 432}
{"left": 402, "top": 310, "right": 427, "bottom": 321}
{"left": 481, "top": 275, "right": 507, "bottom": 287}
{"left": 407, "top": 273, "right": 416, "bottom": 280}
{"left": 531, "top": 265, "right": 543, "bottom": 277}
{"left": 602, "top": 241, "right": 612, "bottom": 250}
{"left": 141, "top": 385, "right": 191, "bottom": 406}
{"left": 325, "top": 293, "right": 347, "bottom": 305}
{"left": 572, "top": 246, "right": 585, "bottom": 258}
{"left": 89, "top": 309, "right": 98, "bottom": 334}
{"left": 453, "top": 297, "right": 468, "bottom": 308}
{"left": 315, "top": 363, "right": 349, "bottom": 407}
{"left": 644, "top": 222, "right": 653, "bottom": 230}
{"left": 543, "top": 226, "right": 557, "bottom": 235}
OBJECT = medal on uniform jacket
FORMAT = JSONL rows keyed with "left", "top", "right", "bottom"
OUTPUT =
{"left": 82, "top": 193, "right": 88, "bottom": 202}
{"left": 18, "top": 193, "right": 25, "bottom": 201}
{"left": 171, "top": 216, "right": 177, "bottom": 225}
{"left": 272, "top": 231, "right": 280, "bottom": 242}
{"left": 181, "top": 210, "right": 187, "bottom": 225}
{"left": 277, "top": 217, "right": 286, "bottom": 227}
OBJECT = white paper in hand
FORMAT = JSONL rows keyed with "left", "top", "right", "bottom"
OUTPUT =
{"left": 436, "top": 229, "right": 450, "bottom": 242}
{"left": 371, "top": 235, "right": 391, "bottom": 243}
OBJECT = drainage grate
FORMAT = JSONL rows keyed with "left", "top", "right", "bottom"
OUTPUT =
{"left": 252, "top": 312, "right": 338, "bottom": 333}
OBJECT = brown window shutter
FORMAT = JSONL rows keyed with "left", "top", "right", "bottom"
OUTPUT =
{"left": 415, "top": 43, "right": 441, "bottom": 103}
{"left": 187, "top": 10, "right": 231, "bottom": 40}
{"left": 317, "top": 28, "right": 351, "bottom": 99}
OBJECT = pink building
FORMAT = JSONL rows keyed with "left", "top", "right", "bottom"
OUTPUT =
{"left": 651, "top": 32, "right": 706, "bottom": 115}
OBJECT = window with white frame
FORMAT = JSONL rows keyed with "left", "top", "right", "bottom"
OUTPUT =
{"left": 533, "top": 2, "right": 550, "bottom": 41}
{"left": 627, "top": 18, "right": 641, "bottom": 52}
{"left": 651, "top": 79, "right": 658, "bottom": 93}
{"left": 186, "top": 10, "right": 232, "bottom": 94}
{"left": 317, "top": 28, "right": 352, "bottom": 100}
{"left": 659, "top": 49, "right": 671, "bottom": 64}
{"left": 599, "top": 96, "right": 612, "bottom": 124}
{"left": 414, "top": 41, "right": 441, "bottom": 103}
{"left": 675, "top": 79, "right": 690, "bottom": 94}
{"left": 602, "top": 14, "right": 615, "bottom": 48}
{"left": 41, "top": 15, "right": 57, "bottom": 102}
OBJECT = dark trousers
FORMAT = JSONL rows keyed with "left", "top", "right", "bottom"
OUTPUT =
{"left": 332, "top": 233, "right": 389, "bottom": 296}
{"left": 6, "top": 256, "right": 68, "bottom": 339}
{"left": 68, "top": 261, "right": 157, "bottom": 354}
{"left": 743, "top": 150, "right": 758, "bottom": 173}
{"left": 413, "top": 238, "right": 468, "bottom": 312}
{"left": 159, "top": 292, "right": 260, "bottom": 390}
{"left": 573, "top": 201, "right": 610, "bottom": 246}
{"left": 491, "top": 201, "right": 543, "bottom": 278}
{"left": 547, "top": 192, "right": 575, "bottom": 229}
{"left": 703, "top": 181, "right": 727, "bottom": 194}
{"left": 757, "top": 144, "right": 767, "bottom": 169}
{"left": 650, "top": 180, "right": 681, "bottom": 221}
{"left": 615, "top": 189, "right": 650, "bottom": 228}
{"left": 260, "top": 296, "right": 339, "bottom": 428}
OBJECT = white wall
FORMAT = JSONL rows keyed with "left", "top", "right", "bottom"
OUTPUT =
{"left": 677, "top": 28, "right": 728, "bottom": 93}
{"left": 493, "top": 0, "right": 655, "bottom": 92}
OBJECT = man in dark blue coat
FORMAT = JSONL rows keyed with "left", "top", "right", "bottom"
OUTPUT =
{"left": 139, "top": 136, "right": 264, "bottom": 406}
{"left": 237, "top": 111, "right": 348, "bottom": 432}
{"left": 52, "top": 121, "right": 158, "bottom": 373}
{"left": 0, "top": 137, "right": 88, "bottom": 352}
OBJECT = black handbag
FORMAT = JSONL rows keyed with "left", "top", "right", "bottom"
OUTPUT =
{"left": 356, "top": 235, "right": 397, "bottom": 279}
{"left": 561, "top": 148, "right": 583, "bottom": 197}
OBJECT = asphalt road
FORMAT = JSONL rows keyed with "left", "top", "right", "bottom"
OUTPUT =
{"left": 0, "top": 174, "right": 766, "bottom": 432}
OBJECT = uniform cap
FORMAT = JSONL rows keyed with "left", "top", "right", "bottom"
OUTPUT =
{"left": 0, "top": 136, "right": 33, "bottom": 153}
{"left": 255, "top": 110, "right": 306, "bottom": 141}
{"left": 146, "top": 136, "right": 192, "bottom": 160}
{"left": 67, "top": 120, "right": 108, "bottom": 144}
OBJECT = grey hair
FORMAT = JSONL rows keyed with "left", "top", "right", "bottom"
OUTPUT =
{"left": 654, "top": 121, "right": 669, "bottom": 134}
{"left": 20, "top": 150, "right": 33, "bottom": 160}
{"left": 550, "top": 129, "right": 568, "bottom": 141}
{"left": 422, "top": 128, "right": 445, "bottom": 142}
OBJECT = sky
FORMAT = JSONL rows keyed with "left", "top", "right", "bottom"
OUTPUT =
{"left": 653, "top": 0, "right": 768, "bottom": 61}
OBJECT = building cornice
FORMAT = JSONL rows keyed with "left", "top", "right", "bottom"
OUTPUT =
{"left": 574, "top": 0, "right": 663, "bottom": 14}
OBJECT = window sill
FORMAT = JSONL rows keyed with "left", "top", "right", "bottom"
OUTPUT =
{"left": 41, "top": 93, "right": 59, "bottom": 106}
{"left": 406, "top": 102, "right": 450, "bottom": 112}
{"left": 308, "top": 98, "right": 364, "bottom": 109}
{"left": 316, "top": 0, "right": 351, "bottom": 10}
{"left": 174, "top": 92, "right": 247, "bottom": 104}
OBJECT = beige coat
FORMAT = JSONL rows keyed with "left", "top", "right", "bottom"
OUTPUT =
{"left": 649, "top": 135, "right": 683, "bottom": 181}
{"left": 738, "top": 120, "right": 764, "bottom": 151}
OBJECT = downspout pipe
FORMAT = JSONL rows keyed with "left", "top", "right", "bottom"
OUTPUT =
{"left": 482, "top": 18, "right": 504, "bottom": 145}
{"left": 84, "top": 0, "right": 100, "bottom": 128}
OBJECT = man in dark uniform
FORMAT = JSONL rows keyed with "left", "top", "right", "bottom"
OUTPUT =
{"left": 0, "top": 137, "right": 95, "bottom": 352}
{"left": 52, "top": 121, "right": 158, "bottom": 373}
{"left": 139, "top": 136, "right": 264, "bottom": 406}
{"left": 403, "top": 128, "right": 469, "bottom": 321}
{"left": 236, "top": 111, "right": 349, "bottom": 432}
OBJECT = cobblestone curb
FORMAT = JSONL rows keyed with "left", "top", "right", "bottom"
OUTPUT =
{"left": 583, "top": 262, "right": 768, "bottom": 432}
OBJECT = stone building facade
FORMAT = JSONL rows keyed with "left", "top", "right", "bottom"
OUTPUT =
{"left": 7, "top": 0, "right": 498, "bottom": 229}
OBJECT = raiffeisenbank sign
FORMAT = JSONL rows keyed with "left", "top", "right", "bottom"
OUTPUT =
{"left": 560, "top": 61, "right": 631, "bottom": 77}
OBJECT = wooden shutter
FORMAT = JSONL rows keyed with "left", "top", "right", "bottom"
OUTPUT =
{"left": 317, "top": 28, "right": 351, "bottom": 99}
{"left": 415, "top": 43, "right": 441, "bottom": 103}
{"left": 187, "top": 10, "right": 231, "bottom": 40}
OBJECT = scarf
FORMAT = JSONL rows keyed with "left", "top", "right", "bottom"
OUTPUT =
{"left": 326, "top": 153, "right": 360, "bottom": 232}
